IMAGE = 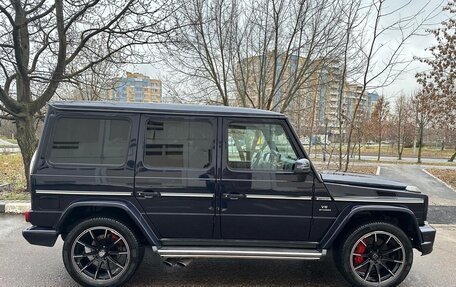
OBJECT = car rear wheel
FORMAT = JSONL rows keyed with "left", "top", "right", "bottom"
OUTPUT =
{"left": 62, "top": 217, "right": 144, "bottom": 287}
{"left": 335, "top": 222, "right": 413, "bottom": 287}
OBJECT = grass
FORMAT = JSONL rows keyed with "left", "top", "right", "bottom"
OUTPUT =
{"left": 0, "top": 153, "right": 27, "bottom": 200}
{"left": 314, "top": 163, "right": 377, "bottom": 175}
{"left": 0, "top": 191, "right": 30, "bottom": 201}
{"left": 425, "top": 169, "right": 456, "bottom": 190}
{"left": 309, "top": 145, "right": 456, "bottom": 159}
{"left": 352, "top": 159, "right": 456, "bottom": 167}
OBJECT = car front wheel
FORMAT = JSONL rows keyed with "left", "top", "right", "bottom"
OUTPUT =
{"left": 335, "top": 222, "right": 413, "bottom": 287}
{"left": 62, "top": 217, "right": 144, "bottom": 287}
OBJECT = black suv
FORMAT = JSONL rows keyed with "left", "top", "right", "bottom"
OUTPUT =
{"left": 23, "top": 102, "right": 435, "bottom": 287}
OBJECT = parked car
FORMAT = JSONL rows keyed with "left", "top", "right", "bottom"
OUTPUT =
{"left": 23, "top": 102, "right": 435, "bottom": 287}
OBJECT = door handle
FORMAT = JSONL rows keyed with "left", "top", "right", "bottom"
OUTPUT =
{"left": 137, "top": 190, "right": 161, "bottom": 199}
{"left": 223, "top": 193, "right": 246, "bottom": 200}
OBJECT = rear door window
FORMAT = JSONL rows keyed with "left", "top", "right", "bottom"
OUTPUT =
{"left": 144, "top": 119, "right": 214, "bottom": 169}
{"left": 48, "top": 117, "right": 130, "bottom": 165}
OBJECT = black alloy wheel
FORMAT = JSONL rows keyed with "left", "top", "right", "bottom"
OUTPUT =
{"left": 63, "top": 217, "right": 144, "bottom": 287}
{"left": 335, "top": 222, "right": 413, "bottom": 287}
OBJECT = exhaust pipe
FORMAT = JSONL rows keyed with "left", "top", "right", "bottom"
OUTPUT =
{"left": 176, "top": 258, "right": 193, "bottom": 267}
{"left": 162, "top": 258, "right": 179, "bottom": 267}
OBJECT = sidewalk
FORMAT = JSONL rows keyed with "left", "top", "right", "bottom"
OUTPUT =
{"left": 0, "top": 200, "right": 30, "bottom": 214}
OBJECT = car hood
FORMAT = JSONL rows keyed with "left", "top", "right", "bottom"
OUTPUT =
{"left": 320, "top": 172, "right": 408, "bottom": 190}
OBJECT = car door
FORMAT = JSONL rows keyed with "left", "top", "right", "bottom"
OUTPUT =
{"left": 219, "top": 118, "right": 314, "bottom": 241}
{"left": 135, "top": 115, "right": 218, "bottom": 239}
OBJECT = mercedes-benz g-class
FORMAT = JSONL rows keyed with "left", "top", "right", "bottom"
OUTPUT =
{"left": 23, "top": 102, "right": 435, "bottom": 287}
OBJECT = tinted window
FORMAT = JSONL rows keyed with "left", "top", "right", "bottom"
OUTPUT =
{"left": 49, "top": 117, "right": 130, "bottom": 165}
{"left": 227, "top": 122, "right": 297, "bottom": 171}
{"left": 144, "top": 119, "right": 213, "bottom": 169}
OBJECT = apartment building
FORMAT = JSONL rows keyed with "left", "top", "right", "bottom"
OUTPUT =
{"left": 234, "top": 55, "right": 375, "bottom": 140}
{"left": 111, "top": 72, "right": 162, "bottom": 103}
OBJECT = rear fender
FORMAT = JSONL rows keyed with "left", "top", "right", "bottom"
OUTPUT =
{"left": 55, "top": 200, "right": 160, "bottom": 247}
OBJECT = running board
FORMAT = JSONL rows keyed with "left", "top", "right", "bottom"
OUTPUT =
{"left": 157, "top": 247, "right": 326, "bottom": 260}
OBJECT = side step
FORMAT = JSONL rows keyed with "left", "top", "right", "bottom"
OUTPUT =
{"left": 157, "top": 246, "right": 326, "bottom": 260}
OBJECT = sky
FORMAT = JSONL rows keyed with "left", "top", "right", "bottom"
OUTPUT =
{"left": 372, "top": 0, "right": 450, "bottom": 99}
{"left": 132, "top": 0, "right": 450, "bottom": 101}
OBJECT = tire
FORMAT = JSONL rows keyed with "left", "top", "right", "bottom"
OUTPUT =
{"left": 62, "top": 217, "right": 144, "bottom": 287}
{"left": 334, "top": 221, "right": 413, "bottom": 287}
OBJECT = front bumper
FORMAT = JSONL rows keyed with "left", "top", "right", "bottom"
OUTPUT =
{"left": 23, "top": 226, "right": 59, "bottom": 247}
{"left": 418, "top": 222, "right": 436, "bottom": 255}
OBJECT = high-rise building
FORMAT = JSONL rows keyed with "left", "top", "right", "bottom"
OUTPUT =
{"left": 234, "top": 55, "right": 373, "bottom": 140}
{"left": 367, "top": 91, "right": 380, "bottom": 117}
{"left": 110, "top": 72, "right": 162, "bottom": 103}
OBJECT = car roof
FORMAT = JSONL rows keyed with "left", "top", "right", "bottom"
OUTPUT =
{"left": 49, "top": 101, "right": 285, "bottom": 118}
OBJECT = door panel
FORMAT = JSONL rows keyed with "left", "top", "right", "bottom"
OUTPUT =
{"left": 135, "top": 116, "right": 217, "bottom": 239}
{"left": 220, "top": 118, "right": 314, "bottom": 241}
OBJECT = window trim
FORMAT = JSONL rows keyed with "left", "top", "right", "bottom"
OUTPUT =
{"left": 141, "top": 115, "right": 216, "bottom": 171}
{"left": 45, "top": 114, "right": 132, "bottom": 168}
{"left": 224, "top": 118, "right": 300, "bottom": 173}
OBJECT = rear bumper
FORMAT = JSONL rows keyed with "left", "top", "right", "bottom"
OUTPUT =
{"left": 23, "top": 226, "right": 59, "bottom": 247}
{"left": 418, "top": 222, "right": 436, "bottom": 255}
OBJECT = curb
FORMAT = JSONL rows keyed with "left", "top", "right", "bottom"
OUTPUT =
{"left": 0, "top": 201, "right": 31, "bottom": 214}
{"left": 422, "top": 168, "right": 455, "bottom": 192}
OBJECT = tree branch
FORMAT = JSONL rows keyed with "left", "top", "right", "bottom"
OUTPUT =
{"left": 31, "top": 0, "right": 66, "bottom": 111}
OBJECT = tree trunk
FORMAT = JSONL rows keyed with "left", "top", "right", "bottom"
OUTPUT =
{"left": 377, "top": 140, "right": 382, "bottom": 161}
{"left": 15, "top": 115, "right": 38, "bottom": 192}
{"left": 358, "top": 140, "right": 361, "bottom": 160}
{"left": 308, "top": 91, "right": 317, "bottom": 157}
{"left": 449, "top": 151, "right": 456, "bottom": 162}
{"left": 351, "top": 142, "right": 356, "bottom": 158}
{"left": 339, "top": 126, "right": 343, "bottom": 170}
{"left": 417, "top": 124, "right": 424, "bottom": 164}
{"left": 397, "top": 116, "right": 402, "bottom": 160}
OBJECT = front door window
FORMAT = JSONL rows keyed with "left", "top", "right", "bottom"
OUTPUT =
{"left": 227, "top": 123, "right": 297, "bottom": 171}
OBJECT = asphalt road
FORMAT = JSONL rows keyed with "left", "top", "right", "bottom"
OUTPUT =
{"left": 1, "top": 165, "right": 456, "bottom": 287}
{"left": 312, "top": 153, "right": 453, "bottom": 163}
{"left": 379, "top": 165, "right": 456, "bottom": 223}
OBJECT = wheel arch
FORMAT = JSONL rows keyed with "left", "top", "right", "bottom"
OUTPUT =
{"left": 55, "top": 200, "right": 160, "bottom": 247}
{"left": 321, "top": 205, "right": 422, "bottom": 250}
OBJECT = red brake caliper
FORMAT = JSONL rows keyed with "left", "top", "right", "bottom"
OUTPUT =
{"left": 353, "top": 242, "right": 366, "bottom": 265}
{"left": 110, "top": 234, "right": 120, "bottom": 247}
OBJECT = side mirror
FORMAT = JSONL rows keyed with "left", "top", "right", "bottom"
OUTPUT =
{"left": 294, "top": 158, "right": 311, "bottom": 174}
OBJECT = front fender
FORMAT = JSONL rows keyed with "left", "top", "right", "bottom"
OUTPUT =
{"left": 55, "top": 200, "right": 160, "bottom": 246}
{"left": 320, "top": 204, "right": 422, "bottom": 249}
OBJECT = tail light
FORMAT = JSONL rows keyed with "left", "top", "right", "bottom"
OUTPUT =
{"left": 25, "top": 210, "right": 31, "bottom": 222}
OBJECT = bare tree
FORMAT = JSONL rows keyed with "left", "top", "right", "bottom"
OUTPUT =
{"left": 334, "top": 0, "right": 366, "bottom": 169}
{"left": 57, "top": 58, "right": 125, "bottom": 101}
{"left": 342, "top": 0, "right": 440, "bottom": 171}
{"left": 160, "top": 0, "right": 239, "bottom": 106}
{"left": 416, "top": 0, "right": 456, "bottom": 161}
{"left": 369, "top": 95, "right": 389, "bottom": 161}
{"left": 414, "top": 91, "right": 434, "bottom": 163}
{"left": 0, "top": 0, "right": 179, "bottom": 190}
{"left": 393, "top": 94, "right": 415, "bottom": 160}
{"left": 163, "top": 0, "right": 346, "bottom": 112}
